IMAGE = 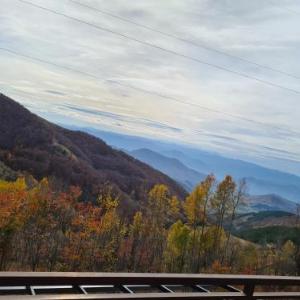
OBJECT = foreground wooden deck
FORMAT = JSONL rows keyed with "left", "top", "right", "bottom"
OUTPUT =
{"left": 1, "top": 272, "right": 300, "bottom": 299}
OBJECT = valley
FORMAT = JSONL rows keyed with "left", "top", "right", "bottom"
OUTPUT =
{"left": 0, "top": 94, "right": 299, "bottom": 276}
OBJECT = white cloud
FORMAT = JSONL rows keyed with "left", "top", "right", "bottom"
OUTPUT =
{"left": 0, "top": 0, "right": 300, "bottom": 175}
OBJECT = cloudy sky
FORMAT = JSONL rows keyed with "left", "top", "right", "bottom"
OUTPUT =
{"left": 1, "top": 0, "right": 300, "bottom": 175}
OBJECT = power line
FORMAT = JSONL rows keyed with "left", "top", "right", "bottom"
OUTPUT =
{"left": 69, "top": 0, "right": 300, "bottom": 81}
{"left": 267, "top": 0, "right": 299, "bottom": 15}
{"left": 3, "top": 86, "right": 300, "bottom": 163}
{"left": 1, "top": 46, "right": 298, "bottom": 137}
{"left": 110, "top": 80, "right": 299, "bottom": 136}
{"left": 16, "top": 0, "right": 300, "bottom": 95}
{"left": 0, "top": 48, "right": 98, "bottom": 80}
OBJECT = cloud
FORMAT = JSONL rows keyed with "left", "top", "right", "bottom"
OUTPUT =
{"left": 0, "top": 0, "right": 299, "bottom": 175}
{"left": 63, "top": 104, "right": 182, "bottom": 133}
{"left": 45, "top": 90, "right": 67, "bottom": 96}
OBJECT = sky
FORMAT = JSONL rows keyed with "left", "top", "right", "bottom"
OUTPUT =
{"left": 0, "top": 0, "right": 300, "bottom": 175}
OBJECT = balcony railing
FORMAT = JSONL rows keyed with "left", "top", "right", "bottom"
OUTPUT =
{"left": 1, "top": 272, "right": 300, "bottom": 299}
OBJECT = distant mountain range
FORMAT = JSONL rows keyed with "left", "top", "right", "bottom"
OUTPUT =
{"left": 0, "top": 94, "right": 186, "bottom": 208}
{"left": 129, "top": 148, "right": 206, "bottom": 191}
{"left": 2, "top": 93, "right": 299, "bottom": 217}
{"left": 161, "top": 149, "right": 300, "bottom": 203}
{"left": 129, "top": 149, "right": 299, "bottom": 214}
{"left": 232, "top": 210, "right": 298, "bottom": 231}
{"left": 242, "top": 194, "right": 299, "bottom": 214}
{"left": 71, "top": 127, "right": 300, "bottom": 204}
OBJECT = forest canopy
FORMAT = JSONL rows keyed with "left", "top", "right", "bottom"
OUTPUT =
{"left": 1, "top": 174, "right": 299, "bottom": 275}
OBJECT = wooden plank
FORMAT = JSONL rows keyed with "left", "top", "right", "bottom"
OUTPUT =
{"left": 1, "top": 273, "right": 300, "bottom": 299}
{"left": 0, "top": 291, "right": 246, "bottom": 300}
{"left": 253, "top": 292, "right": 300, "bottom": 299}
{"left": 1, "top": 272, "right": 300, "bottom": 287}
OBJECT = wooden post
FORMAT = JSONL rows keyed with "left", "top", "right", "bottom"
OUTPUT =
{"left": 243, "top": 283, "right": 255, "bottom": 299}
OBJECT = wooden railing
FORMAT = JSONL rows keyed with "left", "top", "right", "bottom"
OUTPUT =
{"left": 1, "top": 272, "right": 300, "bottom": 299}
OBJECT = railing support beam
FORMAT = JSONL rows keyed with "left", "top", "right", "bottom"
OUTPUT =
{"left": 243, "top": 284, "right": 255, "bottom": 299}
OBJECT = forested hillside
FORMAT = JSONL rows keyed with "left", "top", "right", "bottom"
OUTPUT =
{"left": 0, "top": 94, "right": 186, "bottom": 209}
{"left": 1, "top": 175, "right": 299, "bottom": 275}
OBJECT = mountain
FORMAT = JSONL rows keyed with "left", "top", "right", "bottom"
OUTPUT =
{"left": 243, "top": 194, "right": 299, "bottom": 214}
{"left": 162, "top": 150, "right": 300, "bottom": 203}
{"left": 120, "top": 149, "right": 299, "bottom": 214}
{"left": 129, "top": 148, "right": 206, "bottom": 191}
{"left": 232, "top": 211, "right": 298, "bottom": 231}
{"left": 64, "top": 127, "right": 300, "bottom": 203}
{"left": 243, "top": 177, "right": 300, "bottom": 202}
{"left": 232, "top": 211, "right": 300, "bottom": 246}
{"left": 0, "top": 94, "right": 186, "bottom": 208}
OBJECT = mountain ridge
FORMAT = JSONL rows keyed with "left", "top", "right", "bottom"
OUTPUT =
{"left": 243, "top": 193, "right": 298, "bottom": 213}
{"left": 62, "top": 126, "right": 300, "bottom": 202}
{"left": 129, "top": 148, "right": 206, "bottom": 191}
{"left": 0, "top": 93, "right": 187, "bottom": 207}
{"left": 128, "top": 149, "right": 299, "bottom": 214}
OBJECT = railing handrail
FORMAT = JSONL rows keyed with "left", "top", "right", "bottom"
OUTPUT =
{"left": 1, "top": 272, "right": 300, "bottom": 299}
{"left": 1, "top": 272, "right": 300, "bottom": 285}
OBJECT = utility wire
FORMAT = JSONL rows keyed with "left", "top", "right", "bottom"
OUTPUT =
{"left": 0, "top": 46, "right": 298, "bottom": 137}
{"left": 70, "top": 0, "right": 300, "bottom": 81}
{"left": 16, "top": 0, "right": 300, "bottom": 95}
{"left": 267, "top": 0, "right": 299, "bottom": 15}
{"left": 0, "top": 48, "right": 98, "bottom": 79}
{"left": 3, "top": 86, "right": 300, "bottom": 162}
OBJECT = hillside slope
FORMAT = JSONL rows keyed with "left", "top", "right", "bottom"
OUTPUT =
{"left": 232, "top": 211, "right": 298, "bottom": 231}
{"left": 67, "top": 127, "right": 300, "bottom": 202}
{"left": 130, "top": 148, "right": 206, "bottom": 190}
{"left": 243, "top": 194, "right": 298, "bottom": 213}
{"left": 0, "top": 94, "right": 186, "bottom": 206}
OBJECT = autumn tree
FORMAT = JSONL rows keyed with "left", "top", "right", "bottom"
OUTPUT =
{"left": 182, "top": 175, "right": 215, "bottom": 271}
{"left": 164, "top": 220, "right": 190, "bottom": 272}
{"left": 64, "top": 192, "right": 124, "bottom": 272}
{"left": 1, "top": 175, "right": 298, "bottom": 277}
{"left": 210, "top": 175, "right": 236, "bottom": 262}
{"left": 275, "top": 240, "right": 296, "bottom": 275}
{"left": 17, "top": 179, "right": 80, "bottom": 271}
{"left": 0, "top": 178, "right": 27, "bottom": 269}
{"left": 143, "top": 184, "right": 179, "bottom": 271}
{"left": 126, "top": 211, "right": 144, "bottom": 271}
{"left": 221, "top": 179, "right": 246, "bottom": 264}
